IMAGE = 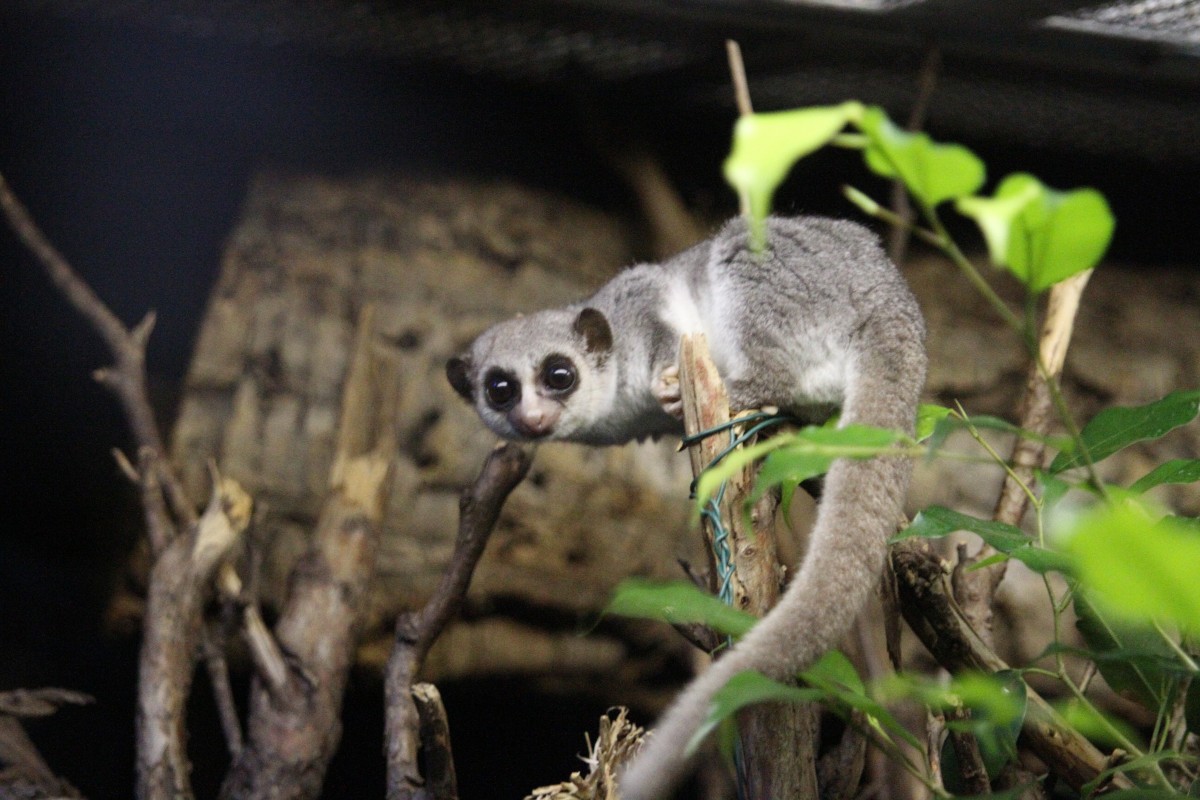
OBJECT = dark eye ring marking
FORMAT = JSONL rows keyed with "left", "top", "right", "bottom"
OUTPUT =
{"left": 484, "top": 369, "right": 520, "bottom": 411}
{"left": 541, "top": 355, "right": 577, "bottom": 395}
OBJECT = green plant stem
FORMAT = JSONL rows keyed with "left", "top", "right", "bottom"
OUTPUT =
{"left": 842, "top": 185, "right": 942, "bottom": 249}
{"left": 1059, "top": 670, "right": 1175, "bottom": 789}
{"left": 924, "top": 208, "right": 1025, "bottom": 333}
{"left": 1035, "top": 358, "right": 1111, "bottom": 502}
{"left": 857, "top": 718, "right": 950, "bottom": 798}
{"left": 955, "top": 403, "right": 1042, "bottom": 512}
{"left": 1154, "top": 620, "right": 1200, "bottom": 673}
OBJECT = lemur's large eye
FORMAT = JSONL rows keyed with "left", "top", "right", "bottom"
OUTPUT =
{"left": 541, "top": 355, "right": 577, "bottom": 394}
{"left": 484, "top": 370, "right": 520, "bottom": 410}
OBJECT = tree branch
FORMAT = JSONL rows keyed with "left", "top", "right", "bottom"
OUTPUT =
{"left": 385, "top": 441, "right": 531, "bottom": 800}
{"left": 221, "top": 306, "right": 395, "bottom": 800}
{"left": 137, "top": 475, "right": 252, "bottom": 800}
{"left": 2, "top": 170, "right": 255, "bottom": 777}
{"left": 890, "top": 539, "right": 1133, "bottom": 792}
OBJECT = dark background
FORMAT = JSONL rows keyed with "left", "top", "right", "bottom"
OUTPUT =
{"left": 2, "top": 2, "right": 1199, "bottom": 796}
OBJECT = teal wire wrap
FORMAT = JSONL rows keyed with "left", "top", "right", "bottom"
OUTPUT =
{"left": 685, "top": 410, "right": 798, "bottom": 606}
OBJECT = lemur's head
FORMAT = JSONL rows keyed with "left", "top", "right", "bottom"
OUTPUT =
{"left": 446, "top": 307, "right": 615, "bottom": 442}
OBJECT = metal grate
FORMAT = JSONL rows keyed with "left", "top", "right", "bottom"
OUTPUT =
{"left": 1050, "top": 0, "right": 1200, "bottom": 45}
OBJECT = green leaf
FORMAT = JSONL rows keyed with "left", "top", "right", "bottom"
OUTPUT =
{"left": 956, "top": 172, "right": 1115, "bottom": 293}
{"left": 1054, "top": 699, "right": 1141, "bottom": 749}
{"left": 1083, "top": 755, "right": 1187, "bottom": 798}
{"left": 694, "top": 435, "right": 791, "bottom": 508}
{"left": 1050, "top": 389, "right": 1200, "bottom": 473}
{"left": 857, "top": 105, "right": 985, "bottom": 208}
{"left": 802, "top": 653, "right": 922, "bottom": 749}
{"left": 1064, "top": 503, "right": 1200, "bottom": 632}
{"left": 1095, "top": 789, "right": 1190, "bottom": 800}
{"left": 956, "top": 670, "right": 1028, "bottom": 728}
{"left": 724, "top": 102, "right": 864, "bottom": 246}
{"left": 1007, "top": 545, "right": 1074, "bottom": 576}
{"left": 1130, "top": 458, "right": 1200, "bottom": 494}
{"left": 751, "top": 424, "right": 904, "bottom": 502}
{"left": 1074, "top": 591, "right": 1180, "bottom": 711}
{"left": 955, "top": 173, "right": 1042, "bottom": 270}
{"left": 1038, "top": 469, "right": 1070, "bottom": 510}
{"left": 803, "top": 649, "right": 865, "bottom": 695}
{"left": 893, "top": 505, "right": 1030, "bottom": 553}
{"left": 695, "top": 423, "right": 904, "bottom": 509}
{"left": 690, "top": 670, "right": 822, "bottom": 755}
{"left": 606, "top": 579, "right": 757, "bottom": 638}
{"left": 916, "top": 403, "right": 953, "bottom": 442}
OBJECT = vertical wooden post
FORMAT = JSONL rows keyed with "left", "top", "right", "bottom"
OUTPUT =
{"left": 677, "top": 333, "right": 819, "bottom": 798}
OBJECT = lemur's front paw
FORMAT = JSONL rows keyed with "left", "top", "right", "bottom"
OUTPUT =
{"left": 653, "top": 364, "right": 684, "bottom": 419}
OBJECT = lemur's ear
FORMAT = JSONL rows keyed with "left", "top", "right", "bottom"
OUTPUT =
{"left": 445, "top": 357, "right": 473, "bottom": 401}
{"left": 573, "top": 308, "right": 613, "bottom": 355}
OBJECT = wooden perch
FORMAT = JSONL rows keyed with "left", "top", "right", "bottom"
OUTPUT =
{"left": 137, "top": 473, "right": 252, "bottom": 800}
{"left": 677, "top": 333, "right": 821, "bottom": 798}
{"left": 221, "top": 307, "right": 396, "bottom": 800}
{"left": 385, "top": 441, "right": 532, "bottom": 800}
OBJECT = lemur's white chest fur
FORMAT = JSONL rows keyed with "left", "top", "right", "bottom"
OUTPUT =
{"left": 446, "top": 215, "right": 927, "bottom": 800}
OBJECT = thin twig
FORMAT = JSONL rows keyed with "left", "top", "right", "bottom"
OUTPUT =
{"left": 726, "top": 40, "right": 754, "bottom": 117}
{"left": 202, "top": 624, "right": 244, "bottom": 757}
{"left": 888, "top": 45, "right": 941, "bottom": 265}
{"left": 0, "top": 172, "right": 194, "bottom": 526}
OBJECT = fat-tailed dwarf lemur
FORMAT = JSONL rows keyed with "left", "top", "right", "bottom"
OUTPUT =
{"left": 446, "top": 215, "right": 926, "bottom": 800}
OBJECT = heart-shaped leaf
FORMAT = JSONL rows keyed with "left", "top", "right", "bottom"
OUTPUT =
{"left": 858, "top": 105, "right": 985, "bottom": 208}
{"left": 957, "top": 172, "right": 1115, "bottom": 293}
{"left": 724, "top": 102, "right": 863, "bottom": 246}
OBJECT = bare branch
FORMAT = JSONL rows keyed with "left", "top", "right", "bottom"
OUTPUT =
{"left": 202, "top": 625, "right": 245, "bottom": 758}
{"left": 386, "top": 441, "right": 532, "bottom": 800}
{"left": 726, "top": 40, "right": 754, "bottom": 117}
{"left": 222, "top": 306, "right": 395, "bottom": 800}
{"left": 0, "top": 714, "right": 85, "bottom": 798}
{"left": 137, "top": 476, "right": 252, "bottom": 800}
{"left": 887, "top": 46, "right": 942, "bottom": 265}
{"left": 0, "top": 172, "right": 194, "bottom": 526}
{"left": 955, "top": 269, "right": 1094, "bottom": 644}
{"left": 412, "top": 684, "right": 459, "bottom": 800}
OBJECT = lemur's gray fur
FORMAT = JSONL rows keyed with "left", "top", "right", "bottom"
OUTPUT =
{"left": 446, "top": 215, "right": 927, "bottom": 800}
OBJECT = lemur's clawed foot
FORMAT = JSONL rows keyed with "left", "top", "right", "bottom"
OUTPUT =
{"left": 653, "top": 364, "right": 684, "bottom": 419}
